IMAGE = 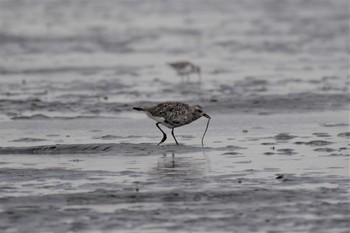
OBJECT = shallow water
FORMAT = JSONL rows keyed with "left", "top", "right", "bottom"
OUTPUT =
{"left": 0, "top": 112, "right": 349, "bottom": 232}
{"left": 0, "top": 0, "right": 349, "bottom": 232}
{"left": 0, "top": 0, "right": 348, "bottom": 118}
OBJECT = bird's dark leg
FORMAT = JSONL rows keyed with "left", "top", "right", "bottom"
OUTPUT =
{"left": 185, "top": 75, "right": 190, "bottom": 83}
{"left": 156, "top": 123, "right": 167, "bottom": 146}
{"left": 171, "top": 128, "right": 179, "bottom": 145}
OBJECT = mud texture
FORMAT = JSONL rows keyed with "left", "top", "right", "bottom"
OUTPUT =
{"left": 0, "top": 0, "right": 349, "bottom": 232}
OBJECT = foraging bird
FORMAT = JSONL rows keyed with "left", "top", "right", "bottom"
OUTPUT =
{"left": 133, "top": 102, "right": 211, "bottom": 145}
{"left": 168, "top": 61, "right": 201, "bottom": 82}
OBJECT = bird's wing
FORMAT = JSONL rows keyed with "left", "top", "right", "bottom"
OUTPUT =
{"left": 168, "top": 61, "right": 190, "bottom": 69}
{"left": 149, "top": 102, "right": 190, "bottom": 126}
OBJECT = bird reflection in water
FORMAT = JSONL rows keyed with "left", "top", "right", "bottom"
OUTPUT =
{"left": 153, "top": 152, "right": 208, "bottom": 180}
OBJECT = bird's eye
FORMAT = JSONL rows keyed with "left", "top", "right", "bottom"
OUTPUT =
{"left": 197, "top": 109, "right": 203, "bottom": 113}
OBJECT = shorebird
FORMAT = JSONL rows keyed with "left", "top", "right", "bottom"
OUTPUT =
{"left": 168, "top": 61, "right": 201, "bottom": 82}
{"left": 133, "top": 102, "right": 211, "bottom": 145}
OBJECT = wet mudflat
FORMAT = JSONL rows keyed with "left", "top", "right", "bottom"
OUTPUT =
{"left": 0, "top": 0, "right": 349, "bottom": 232}
{"left": 0, "top": 112, "right": 349, "bottom": 233}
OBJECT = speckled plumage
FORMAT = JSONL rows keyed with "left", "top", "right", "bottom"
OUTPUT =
{"left": 133, "top": 101, "right": 210, "bottom": 145}
{"left": 144, "top": 102, "right": 201, "bottom": 128}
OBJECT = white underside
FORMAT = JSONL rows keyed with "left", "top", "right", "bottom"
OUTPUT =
{"left": 146, "top": 113, "right": 173, "bottom": 128}
{"left": 176, "top": 65, "right": 192, "bottom": 76}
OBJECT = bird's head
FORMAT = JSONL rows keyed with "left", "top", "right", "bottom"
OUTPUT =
{"left": 192, "top": 105, "right": 211, "bottom": 120}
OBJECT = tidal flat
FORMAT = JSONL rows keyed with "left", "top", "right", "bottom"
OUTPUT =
{"left": 0, "top": 0, "right": 349, "bottom": 232}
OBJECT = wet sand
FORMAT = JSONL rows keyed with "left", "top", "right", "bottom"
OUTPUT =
{"left": 0, "top": 112, "right": 349, "bottom": 233}
{"left": 0, "top": 0, "right": 349, "bottom": 232}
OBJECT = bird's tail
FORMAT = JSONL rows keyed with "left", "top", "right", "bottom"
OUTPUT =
{"left": 167, "top": 63, "right": 176, "bottom": 68}
{"left": 133, "top": 107, "right": 144, "bottom": 111}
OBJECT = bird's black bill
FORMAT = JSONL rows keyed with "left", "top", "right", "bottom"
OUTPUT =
{"left": 201, "top": 117, "right": 210, "bottom": 147}
{"left": 203, "top": 113, "right": 211, "bottom": 119}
